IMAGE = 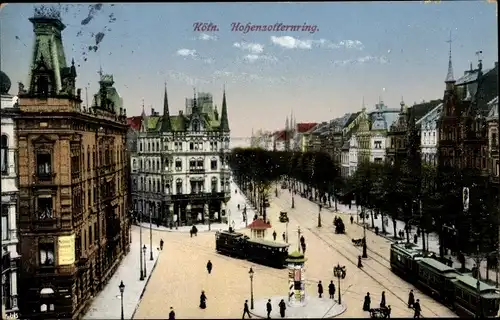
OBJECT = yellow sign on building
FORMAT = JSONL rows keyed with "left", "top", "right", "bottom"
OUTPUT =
{"left": 58, "top": 234, "right": 76, "bottom": 265}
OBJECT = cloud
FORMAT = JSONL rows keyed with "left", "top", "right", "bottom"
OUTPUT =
{"left": 270, "top": 36, "right": 364, "bottom": 50}
{"left": 233, "top": 42, "right": 264, "bottom": 54}
{"left": 177, "top": 48, "right": 196, "bottom": 56}
{"left": 168, "top": 71, "right": 209, "bottom": 86}
{"left": 198, "top": 33, "right": 217, "bottom": 41}
{"left": 332, "top": 55, "right": 389, "bottom": 66}
{"left": 242, "top": 54, "right": 278, "bottom": 63}
{"left": 212, "top": 70, "right": 289, "bottom": 85}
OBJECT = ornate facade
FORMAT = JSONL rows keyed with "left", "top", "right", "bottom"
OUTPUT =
{"left": 16, "top": 8, "right": 130, "bottom": 319}
{"left": 1, "top": 71, "right": 20, "bottom": 318}
{"left": 130, "top": 89, "right": 231, "bottom": 227}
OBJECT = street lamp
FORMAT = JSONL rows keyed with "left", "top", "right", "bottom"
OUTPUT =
{"left": 318, "top": 204, "right": 322, "bottom": 228}
{"left": 149, "top": 207, "right": 153, "bottom": 261}
{"left": 139, "top": 208, "right": 144, "bottom": 281}
{"left": 249, "top": 267, "right": 255, "bottom": 309}
{"left": 142, "top": 244, "right": 147, "bottom": 278}
{"left": 333, "top": 264, "right": 346, "bottom": 305}
{"left": 118, "top": 280, "right": 125, "bottom": 320}
{"left": 291, "top": 193, "right": 295, "bottom": 209}
{"left": 362, "top": 224, "right": 368, "bottom": 258}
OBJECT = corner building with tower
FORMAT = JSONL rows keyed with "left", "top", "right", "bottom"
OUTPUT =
{"left": 15, "top": 7, "right": 130, "bottom": 319}
{"left": 130, "top": 89, "right": 231, "bottom": 227}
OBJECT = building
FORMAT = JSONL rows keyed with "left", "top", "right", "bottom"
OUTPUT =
{"left": 249, "top": 129, "right": 274, "bottom": 150}
{"left": 348, "top": 134, "right": 359, "bottom": 176}
{"left": 1, "top": 71, "right": 20, "bottom": 318}
{"left": 16, "top": 7, "right": 130, "bottom": 319}
{"left": 416, "top": 101, "right": 443, "bottom": 166}
{"left": 130, "top": 89, "right": 231, "bottom": 227}
{"left": 487, "top": 96, "right": 499, "bottom": 196}
{"left": 340, "top": 112, "right": 362, "bottom": 177}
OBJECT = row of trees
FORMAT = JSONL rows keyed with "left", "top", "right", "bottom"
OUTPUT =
{"left": 230, "top": 148, "right": 498, "bottom": 269}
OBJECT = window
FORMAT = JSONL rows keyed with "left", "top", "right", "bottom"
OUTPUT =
{"left": 1, "top": 135, "right": 7, "bottom": 175}
{"left": 157, "top": 160, "right": 160, "bottom": 171}
{"left": 153, "top": 180, "right": 156, "bottom": 192}
{"left": 1, "top": 205, "right": 8, "bottom": 240}
{"left": 211, "top": 177, "right": 217, "bottom": 192}
{"left": 175, "top": 159, "right": 182, "bottom": 171}
{"left": 37, "top": 153, "right": 52, "bottom": 177}
{"left": 148, "top": 142, "right": 151, "bottom": 151}
{"left": 37, "top": 197, "right": 53, "bottom": 219}
{"left": 493, "top": 132, "right": 498, "bottom": 146}
{"left": 176, "top": 179, "right": 183, "bottom": 194}
{"left": 211, "top": 159, "right": 217, "bottom": 170}
{"left": 157, "top": 180, "right": 161, "bottom": 193}
{"left": 165, "top": 182, "right": 171, "bottom": 194}
{"left": 39, "top": 242, "right": 55, "bottom": 266}
{"left": 190, "top": 142, "right": 194, "bottom": 151}
{"left": 139, "top": 142, "right": 143, "bottom": 152}
{"left": 148, "top": 179, "right": 152, "bottom": 192}
{"left": 193, "top": 120, "right": 200, "bottom": 132}
{"left": 156, "top": 141, "right": 160, "bottom": 151}
{"left": 152, "top": 160, "right": 156, "bottom": 171}
{"left": 197, "top": 159, "right": 204, "bottom": 169}
{"left": 36, "top": 75, "right": 49, "bottom": 96}
{"left": 189, "top": 159, "right": 196, "bottom": 170}
{"left": 133, "top": 159, "right": 137, "bottom": 169}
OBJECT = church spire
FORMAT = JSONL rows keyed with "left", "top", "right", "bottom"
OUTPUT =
{"left": 220, "top": 86, "right": 230, "bottom": 132}
{"left": 445, "top": 31, "right": 455, "bottom": 84}
{"left": 160, "top": 82, "right": 172, "bottom": 132}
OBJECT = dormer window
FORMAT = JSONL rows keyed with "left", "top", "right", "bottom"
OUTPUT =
{"left": 193, "top": 120, "right": 200, "bottom": 132}
{"left": 36, "top": 75, "right": 49, "bottom": 96}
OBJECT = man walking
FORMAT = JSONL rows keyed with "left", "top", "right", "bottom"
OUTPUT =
{"left": 160, "top": 239, "right": 164, "bottom": 251}
{"left": 413, "top": 299, "right": 421, "bottom": 318}
{"left": 282, "top": 232, "right": 286, "bottom": 242}
{"left": 272, "top": 230, "right": 277, "bottom": 241}
{"left": 168, "top": 307, "right": 175, "bottom": 320}
{"left": 317, "top": 280, "right": 323, "bottom": 298}
{"left": 266, "top": 299, "right": 272, "bottom": 319}
{"left": 328, "top": 280, "right": 336, "bottom": 299}
{"left": 242, "top": 300, "right": 252, "bottom": 319}
{"left": 206, "top": 260, "right": 213, "bottom": 274}
{"left": 278, "top": 299, "right": 286, "bottom": 318}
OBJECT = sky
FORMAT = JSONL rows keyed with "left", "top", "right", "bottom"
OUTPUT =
{"left": 0, "top": 2, "right": 498, "bottom": 138}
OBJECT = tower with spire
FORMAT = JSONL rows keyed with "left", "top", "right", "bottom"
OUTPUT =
{"left": 160, "top": 82, "right": 171, "bottom": 132}
{"left": 220, "top": 87, "right": 229, "bottom": 132}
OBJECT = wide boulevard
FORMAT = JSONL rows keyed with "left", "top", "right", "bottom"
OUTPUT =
{"left": 133, "top": 184, "right": 457, "bottom": 318}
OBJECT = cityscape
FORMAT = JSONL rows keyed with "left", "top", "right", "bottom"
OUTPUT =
{"left": 0, "top": 2, "right": 499, "bottom": 319}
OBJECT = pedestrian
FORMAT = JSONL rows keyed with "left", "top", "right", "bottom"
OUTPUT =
{"left": 407, "top": 290, "right": 415, "bottom": 308}
{"left": 328, "top": 280, "right": 335, "bottom": 299}
{"left": 206, "top": 260, "right": 213, "bottom": 274}
{"left": 317, "top": 281, "right": 323, "bottom": 298}
{"left": 413, "top": 234, "right": 418, "bottom": 244}
{"left": 282, "top": 232, "right": 286, "bottom": 241}
{"left": 363, "top": 292, "right": 371, "bottom": 311}
{"left": 160, "top": 239, "right": 164, "bottom": 251}
{"left": 273, "top": 230, "right": 277, "bottom": 241}
{"left": 300, "top": 235, "right": 305, "bottom": 245}
{"left": 242, "top": 300, "right": 252, "bottom": 319}
{"left": 278, "top": 299, "right": 286, "bottom": 318}
{"left": 266, "top": 299, "right": 272, "bottom": 319}
{"left": 380, "top": 291, "right": 386, "bottom": 308}
{"left": 413, "top": 299, "right": 421, "bottom": 318}
{"left": 199, "top": 290, "right": 207, "bottom": 309}
{"left": 301, "top": 242, "right": 306, "bottom": 254}
{"left": 358, "top": 255, "right": 363, "bottom": 268}
{"left": 168, "top": 307, "right": 175, "bottom": 320}
{"left": 350, "top": 216, "right": 354, "bottom": 224}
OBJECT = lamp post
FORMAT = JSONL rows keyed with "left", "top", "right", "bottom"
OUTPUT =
{"left": 118, "top": 280, "right": 125, "bottom": 320}
{"left": 149, "top": 207, "right": 153, "bottom": 261}
{"left": 318, "top": 204, "right": 322, "bottom": 228}
{"left": 249, "top": 267, "right": 255, "bottom": 310}
{"left": 333, "top": 264, "right": 346, "bottom": 305}
{"left": 139, "top": 207, "right": 144, "bottom": 281}
{"left": 291, "top": 193, "right": 295, "bottom": 209}
{"left": 142, "top": 244, "right": 147, "bottom": 278}
{"left": 362, "top": 224, "right": 368, "bottom": 258}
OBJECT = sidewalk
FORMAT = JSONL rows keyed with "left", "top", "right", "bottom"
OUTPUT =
{"left": 138, "top": 181, "right": 255, "bottom": 233}
{"left": 305, "top": 193, "right": 499, "bottom": 285}
{"left": 83, "top": 226, "right": 160, "bottom": 320}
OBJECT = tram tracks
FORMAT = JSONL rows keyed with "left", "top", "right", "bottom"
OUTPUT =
{"left": 274, "top": 195, "right": 447, "bottom": 318}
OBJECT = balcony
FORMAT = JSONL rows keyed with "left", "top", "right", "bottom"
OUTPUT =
{"left": 33, "top": 214, "right": 61, "bottom": 231}
{"left": 33, "top": 172, "right": 57, "bottom": 185}
{"left": 189, "top": 168, "right": 205, "bottom": 174}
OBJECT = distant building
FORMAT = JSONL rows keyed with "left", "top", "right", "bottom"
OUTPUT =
{"left": 130, "top": 89, "right": 231, "bottom": 227}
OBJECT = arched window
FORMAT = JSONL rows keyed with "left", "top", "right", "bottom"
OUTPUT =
{"left": 140, "top": 159, "right": 143, "bottom": 169}
{"left": 157, "top": 160, "right": 160, "bottom": 171}
{"left": 156, "top": 141, "right": 160, "bottom": 151}
{"left": 152, "top": 161, "right": 156, "bottom": 171}
{"left": 148, "top": 142, "right": 151, "bottom": 151}
{"left": 148, "top": 179, "right": 152, "bottom": 192}
{"left": 140, "top": 177, "right": 144, "bottom": 190}
{"left": 165, "top": 181, "right": 171, "bottom": 194}
{"left": 1, "top": 135, "right": 8, "bottom": 175}
{"left": 152, "top": 180, "right": 156, "bottom": 192}
{"left": 139, "top": 142, "right": 143, "bottom": 152}
{"left": 157, "top": 179, "right": 161, "bottom": 192}
{"left": 146, "top": 160, "right": 150, "bottom": 170}
{"left": 133, "top": 159, "right": 137, "bottom": 169}
{"left": 210, "top": 157, "right": 217, "bottom": 170}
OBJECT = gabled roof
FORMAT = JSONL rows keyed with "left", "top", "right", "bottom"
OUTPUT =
{"left": 297, "top": 122, "right": 317, "bottom": 133}
{"left": 344, "top": 112, "right": 361, "bottom": 128}
{"left": 127, "top": 116, "right": 142, "bottom": 131}
{"left": 274, "top": 130, "right": 287, "bottom": 141}
{"left": 412, "top": 99, "right": 443, "bottom": 122}
{"left": 487, "top": 96, "right": 499, "bottom": 120}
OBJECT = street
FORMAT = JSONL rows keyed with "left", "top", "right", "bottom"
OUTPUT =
{"left": 133, "top": 185, "right": 457, "bottom": 318}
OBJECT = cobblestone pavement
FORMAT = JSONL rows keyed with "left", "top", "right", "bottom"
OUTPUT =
{"left": 273, "top": 188, "right": 457, "bottom": 318}
{"left": 133, "top": 185, "right": 457, "bottom": 319}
